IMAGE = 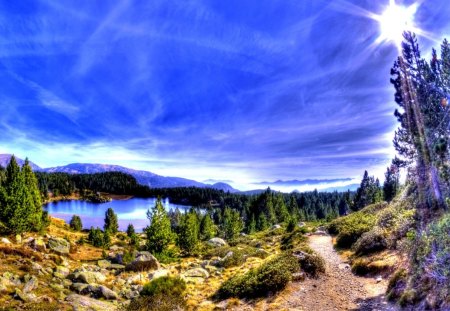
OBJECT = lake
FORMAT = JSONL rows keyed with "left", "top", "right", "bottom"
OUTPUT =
{"left": 44, "top": 197, "right": 191, "bottom": 232}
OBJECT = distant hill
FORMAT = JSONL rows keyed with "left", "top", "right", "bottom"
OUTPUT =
{"left": 321, "top": 183, "right": 359, "bottom": 192}
{"left": 43, "top": 163, "right": 207, "bottom": 188}
{"left": 210, "top": 182, "right": 239, "bottom": 193}
{"left": 0, "top": 154, "right": 41, "bottom": 171}
{"left": 254, "top": 178, "right": 353, "bottom": 186}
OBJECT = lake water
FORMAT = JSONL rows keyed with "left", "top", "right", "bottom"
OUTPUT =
{"left": 44, "top": 197, "right": 191, "bottom": 232}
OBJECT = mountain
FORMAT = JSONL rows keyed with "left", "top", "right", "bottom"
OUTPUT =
{"left": 210, "top": 182, "right": 239, "bottom": 193}
{"left": 321, "top": 183, "right": 359, "bottom": 192}
{"left": 0, "top": 154, "right": 42, "bottom": 171}
{"left": 254, "top": 178, "right": 353, "bottom": 186}
{"left": 43, "top": 163, "right": 207, "bottom": 188}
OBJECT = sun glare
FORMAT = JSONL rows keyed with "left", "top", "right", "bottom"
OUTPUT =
{"left": 376, "top": 0, "right": 418, "bottom": 47}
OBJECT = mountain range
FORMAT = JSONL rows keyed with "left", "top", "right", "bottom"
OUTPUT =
{"left": 0, "top": 154, "right": 357, "bottom": 193}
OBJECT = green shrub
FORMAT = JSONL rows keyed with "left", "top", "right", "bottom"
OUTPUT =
{"left": 141, "top": 276, "right": 186, "bottom": 297}
{"left": 153, "top": 248, "right": 180, "bottom": 264}
{"left": 220, "top": 249, "right": 246, "bottom": 268}
{"left": 351, "top": 258, "right": 391, "bottom": 276}
{"left": 122, "top": 250, "right": 136, "bottom": 264}
{"left": 353, "top": 227, "right": 387, "bottom": 255}
{"left": 215, "top": 253, "right": 299, "bottom": 299}
{"left": 281, "top": 229, "right": 306, "bottom": 251}
{"left": 69, "top": 215, "right": 82, "bottom": 231}
{"left": 330, "top": 211, "right": 377, "bottom": 248}
{"left": 204, "top": 245, "right": 267, "bottom": 265}
{"left": 297, "top": 252, "right": 326, "bottom": 276}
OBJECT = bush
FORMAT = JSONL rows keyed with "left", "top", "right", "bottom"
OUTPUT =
{"left": 69, "top": 215, "right": 82, "bottom": 231}
{"left": 215, "top": 253, "right": 299, "bottom": 299}
{"left": 127, "top": 294, "right": 186, "bottom": 311}
{"left": 351, "top": 258, "right": 391, "bottom": 276}
{"left": 220, "top": 250, "right": 246, "bottom": 268}
{"left": 296, "top": 252, "right": 325, "bottom": 277}
{"left": 153, "top": 248, "right": 180, "bottom": 264}
{"left": 281, "top": 229, "right": 306, "bottom": 251}
{"left": 141, "top": 276, "right": 186, "bottom": 297}
{"left": 353, "top": 227, "right": 387, "bottom": 255}
{"left": 330, "top": 211, "right": 377, "bottom": 248}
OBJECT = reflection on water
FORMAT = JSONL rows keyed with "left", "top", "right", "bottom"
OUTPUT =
{"left": 44, "top": 197, "right": 191, "bottom": 232}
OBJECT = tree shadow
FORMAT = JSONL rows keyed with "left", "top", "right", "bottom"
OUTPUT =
{"left": 350, "top": 294, "right": 399, "bottom": 311}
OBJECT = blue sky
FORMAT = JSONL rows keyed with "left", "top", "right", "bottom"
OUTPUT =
{"left": 1, "top": 0, "right": 449, "bottom": 189}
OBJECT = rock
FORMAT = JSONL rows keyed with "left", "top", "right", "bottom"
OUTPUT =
{"left": 298, "top": 222, "right": 306, "bottom": 227}
{"left": 15, "top": 234, "right": 22, "bottom": 244}
{"left": 30, "top": 237, "right": 46, "bottom": 252}
{"left": 15, "top": 288, "right": 35, "bottom": 302}
{"left": 148, "top": 269, "right": 169, "bottom": 280}
{"left": 183, "top": 268, "right": 209, "bottom": 279}
{"left": 125, "top": 273, "right": 148, "bottom": 285}
{"left": 97, "top": 285, "right": 118, "bottom": 300}
{"left": 23, "top": 276, "right": 38, "bottom": 293}
{"left": 207, "top": 238, "right": 227, "bottom": 248}
{"left": 126, "top": 251, "right": 160, "bottom": 272}
{"left": 71, "top": 283, "right": 88, "bottom": 293}
{"left": 71, "top": 271, "right": 106, "bottom": 284}
{"left": 48, "top": 237, "right": 70, "bottom": 254}
{"left": 31, "top": 262, "right": 43, "bottom": 272}
{"left": 375, "top": 276, "right": 383, "bottom": 283}
{"left": 109, "top": 264, "right": 125, "bottom": 270}
{"left": 109, "top": 245, "right": 120, "bottom": 251}
{"left": 1, "top": 237, "right": 11, "bottom": 244}
{"left": 66, "top": 294, "right": 118, "bottom": 311}
{"left": 97, "top": 260, "right": 111, "bottom": 269}
{"left": 55, "top": 266, "right": 70, "bottom": 278}
{"left": 272, "top": 224, "right": 282, "bottom": 229}
{"left": 313, "top": 230, "right": 328, "bottom": 236}
{"left": 292, "top": 272, "right": 306, "bottom": 281}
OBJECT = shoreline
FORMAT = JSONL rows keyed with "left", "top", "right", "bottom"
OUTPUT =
{"left": 43, "top": 192, "right": 135, "bottom": 204}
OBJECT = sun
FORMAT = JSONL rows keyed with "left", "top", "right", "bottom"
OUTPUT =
{"left": 376, "top": 0, "right": 419, "bottom": 47}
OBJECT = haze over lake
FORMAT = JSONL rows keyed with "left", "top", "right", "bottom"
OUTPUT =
{"left": 45, "top": 198, "right": 191, "bottom": 232}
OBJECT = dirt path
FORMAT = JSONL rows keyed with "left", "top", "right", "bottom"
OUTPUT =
{"left": 270, "top": 233, "right": 399, "bottom": 311}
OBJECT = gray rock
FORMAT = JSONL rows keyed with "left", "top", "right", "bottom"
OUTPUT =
{"left": 298, "top": 222, "right": 306, "bottom": 227}
{"left": 70, "top": 271, "right": 106, "bottom": 284}
{"left": 183, "top": 268, "right": 209, "bottom": 279}
{"left": 126, "top": 251, "right": 160, "bottom": 271}
{"left": 148, "top": 269, "right": 169, "bottom": 280}
{"left": 97, "top": 285, "right": 118, "bottom": 300}
{"left": 48, "top": 237, "right": 70, "bottom": 254}
{"left": 55, "top": 266, "right": 70, "bottom": 277}
{"left": 23, "top": 276, "right": 38, "bottom": 293}
{"left": 207, "top": 237, "right": 227, "bottom": 248}
{"left": 292, "top": 272, "right": 306, "bottom": 281}
{"left": 30, "top": 237, "right": 46, "bottom": 252}
{"left": 109, "top": 264, "right": 125, "bottom": 270}
{"left": 97, "top": 260, "right": 111, "bottom": 269}
{"left": 272, "top": 224, "right": 282, "bottom": 229}
{"left": 71, "top": 283, "right": 88, "bottom": 293}
{"left": 65, "top": 294, "right": 118, "bottom": 311}
{"left": 15, "top": 288, "right": 36, "bottom": 302}
{"left": 1, "top": 237, "right": 11, "bottom": 244}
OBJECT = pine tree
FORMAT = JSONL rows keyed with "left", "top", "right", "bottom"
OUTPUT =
{"left": 383, "top": 165, "right": 399, "bottom": 202}
{"left": 177, "top": 209, "right": 200, "bottom": 254}
{"left": 126, "top": 223, "right": 135, "bottom": 237}
{"left": 70, "top": 215, "right": 83, "bottom": 231}
{"left": 257, "top": 212, "right": 269, "bottom": 231}
{"left": 247, "top": 214, "right": 256, "bottom": 234}
{"left": 145, "top": 198, "right": 174, "bottom": 253}
{"left": 222, "top": 208, "right": 243, "bottom": 240}
{"left": 274, "top": 193, "right": 289, "bottom": 223}
{"left": 104, "top": 207, "right": 119, "bottom": 234}
{"left": 199, "top": 213, "right": 216, "bottom": 240}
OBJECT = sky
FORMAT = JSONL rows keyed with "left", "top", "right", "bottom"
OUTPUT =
{"left": 1, "top": 0, "right": 449, "bottom": 190}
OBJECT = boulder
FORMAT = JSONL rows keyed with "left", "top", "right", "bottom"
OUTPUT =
{"left": 207, "top": 238, "right": 227, "bottom": 248}
{"left": 30, "top": 237, "right": 46, "bottom": 252}
{"left": 97, "top": 260, "right": 111, "bottom": 269}
{"left": 272, "top": 224, "right": 281, "bottom": 229}
{"left": 48, "top": 237, "right": 70, "bottom": 254}
{"left": 148, "top": 269, "right": 169, "bottom": 280}
{"left": 54, "top": 266, "right": 70, "bottom": 278}
{"left": 298, "top": 222, "right": 306, "bottom": 227}
{"left": 66, "top": 294, "right": 118, "bottom": 311}
{"left": 23, "top": 276, "right": 38, "bottom": 293}
{"left": 15, "top": 288, "right": 36, "bottom": 302}
{"left": 126, "top": 251, "right": 160, "bottom": 272}
{"left": 71, "top": 271, "right": 106, "bottom": 284}
{"left": 183, "top": 268, "right": 209, "bottom": 279}
{"left": 71, "top": 283, "right": 88, "bottom": 294}
{"left": 97, "top": 285, "right": 118, "bottom": 300}
{"left": 0, "top": 237, "right": 11, "bottom": 244}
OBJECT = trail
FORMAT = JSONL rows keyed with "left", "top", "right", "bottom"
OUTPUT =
{"left": 272, "top": 233, "right": 399, "bottom": 311}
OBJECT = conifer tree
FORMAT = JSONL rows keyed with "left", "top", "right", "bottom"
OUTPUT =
{"left": 104, "top": 207, "right": 119, "bottom": 234}
{"left": 383, "top": 165, "right": 399, "bottom": 202}
{"left": 199, "top": 213, "right": 216, "bottom": 240}
{"left": 22, "top": 159, "right": 43, "bottom": 231}
{"left": 70, "top": 215, "right": 83, "bottom": 231}
{"left": 126, "top": 223, "right": 135, "bottom": 237}
{"left": 177, "top": 209, "right": 200, "bottom": 254}
{"left": 222, "top": 208, "right": 243, "bottom": 240}
{"left": 145, "top": 198, "right": 173, "bottom": 253}
{"left": 257, "top": 212, "right": 269, "bottom": 231}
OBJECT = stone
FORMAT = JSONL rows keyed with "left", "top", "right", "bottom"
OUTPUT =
{"left": 71, "top": 271, "right": 106, "bottom": 284}
{"left": 272, "top": 224, "right": 282, "bottom": 229}
{"left": 298, "top": 222, "right": 306, "bottom": 227}
{"left": 1, "top": 237, "right": 11, "bottom": 244}
{"left": 183, "top": 268, "right": 209, "bottom": 279}
{"left": 23, "top": 276, "right": 38, "bottom": 293}
{"left": 48, "top": 237, "right": 70, "bottom": 254}
{"left": 97, "top": 285, "right": 118, "bottom": 300}
{"left": 148, "top": 269, "right": 169, "bottom": 280}
{"left": 55, "top": 266, "right": 70, "bottom": 278}
{"left": 376, "top": 276, "right": 383, "bottom": 283}
{"left": 109, "top": 264, "right": 125, "bottom": 270}
{"left": 65, "top": 294, "right": 118, "bottom": 311}
{"left": 15, "top": 234, "right": 22, "bottom": 244}
{"left": 97, "top": 260, "right": 111, "bottom": 269}
{"left": 31, "top": 237, "right": 46, "bottom": 252}
{"left": 71, "top": 283, "right": 88, "bottom": 294}
{"left": 207, "top": 237, "right": 227, "bottom": 248}
{"left": 126, "top": 251, "right": 160, "bottom": 272}
{"left": 292, "top": 272, "right": 306, "bottom": 281}
{"left": 31, "top": 262, "right": 43, "bottom": 272}
{"left": 15, "top": 288, "right": 33, "bottom": 302}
